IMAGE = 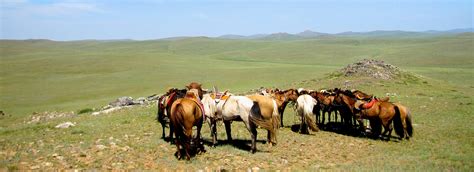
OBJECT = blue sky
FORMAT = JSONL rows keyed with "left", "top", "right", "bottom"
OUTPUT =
{"left": 1, "top": 0, "right": 472, "bottom": 40}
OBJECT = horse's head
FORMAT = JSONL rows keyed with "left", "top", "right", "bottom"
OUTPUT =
{"left": 186, "top": 82, "right": 203, "bottom": 99}
{"left": 283, "top": 89, "right": 299, "bottom": 102}
{"left": 353, "top": 90, "right": 373, "bottom": 101}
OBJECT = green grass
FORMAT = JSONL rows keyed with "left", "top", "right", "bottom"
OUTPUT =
{"left": 1, "top": 34, "right": 473, "bottom": 116}
{"left": 0, "top": 34, "right": 473, "bottom": 170}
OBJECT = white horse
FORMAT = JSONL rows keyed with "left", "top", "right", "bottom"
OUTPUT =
{"left": 296, "top": 94, "right": 319, "bottom": 134}
{"left": 201, "top": 94, "right": 218, "bottom": 145}
{"left": 208, "top": 93, "right": 279, "bottom": 153}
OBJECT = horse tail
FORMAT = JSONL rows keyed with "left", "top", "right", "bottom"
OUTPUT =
{"left": 249, "top": 101, "right": 273, "bottom": 131}
{"left": 297, "top": 96, "right": 318, "bottom": 132}
{"left": 272, "top": 100, "right": 281, "bottom": 129}
{"left": 304, "top": 98, "right": 319, "bottom": 132}
{"left": 393, "top": 105, "right": 405, "bottom": 139}
{"left": 173, "top": 103, "right": 187, "bottom": 136}
{"left": 406, "top": 109, "right": 414, "bottom": 137}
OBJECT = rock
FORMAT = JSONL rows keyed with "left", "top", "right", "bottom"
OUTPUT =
{"left": 26, "top": 111, "right": 76, "bottom": 124}
{"left": 132, "top": 97, "right": 146, "bottom": 105}
{"left": 55, "top": 122, "right": 75, "bottom": 129}
{"left": 92, "top": 106, "right": 123, "bottom": 116}
{"left": 147, "top": 94, "right": 160, "bottom": 101}
{"left": 339, "top": 59, "right": 403, "bottom": 80}
{"left": 109, "top": 97, "right": 133, "bottom": 107}
{"left": 95, "top": 144, "right": 107, "bottom": 150}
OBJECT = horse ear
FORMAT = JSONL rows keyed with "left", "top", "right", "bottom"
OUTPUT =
{"left": 185, "top": 85, "right": 191, "bottom": 90}
{"left": 199, "top": 84, "right": 202, "bottom": 88}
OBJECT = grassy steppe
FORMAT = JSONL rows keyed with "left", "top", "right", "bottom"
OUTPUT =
{"left": 0, "top": 34, "right": 473, "bottom": 170}
{"left": 1, "top": 34, "right": 473, "bottom": 116}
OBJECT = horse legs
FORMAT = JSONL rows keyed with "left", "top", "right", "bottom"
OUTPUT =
{"left": 196, "top": 118, "right": 206, "bottom": 154}
{"left": 169, "top": 122, "right": 175, "bottom": 143}
{"left": 210, "top": 119, "right": 218, "bottom": 146}
{"left": 279, "top": 106, "right": 285, "bottom": 127}
{"left": 174, "top": 128, "right": 182, "bottom": 159}
{"left": 184, "top": 130, "right": 192, "bottom": 160}
{"left": 250, "top": 122, "right": 258, "bottom": 154}
{"left": 224, "top": 120, "right": 233, "bottom": 141}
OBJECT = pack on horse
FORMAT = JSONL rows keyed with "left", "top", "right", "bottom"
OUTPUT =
{"left": 295, "top": 94, "right": 319, "bottom": 134}
{"left": 169, "top": 89, "right": 206, "bottom": 160}
{"left": 214, "top": 93, "right": 280, "bottom": 153}
{"left": 354, "top": 97, "right": 413, "bottom": 140}
{"left": 156, "top": 82, "right": 204, "bottom": 141}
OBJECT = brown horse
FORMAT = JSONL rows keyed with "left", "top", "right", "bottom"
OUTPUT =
{"left": 333, "top": 89, "right": 365, "bottom": 130}
{"left": 271, "top": 88, "right": 299, "bottom": 127}
{"left": 157, "top": 82, "right": 204, "bottom": 140}
{"left": 169, "top": 89, "right": 206, "bottom": 160}
{"left": 392, "top": 103, "right": 414, "bottom": 140}
{"left": 355, "top": 98, "right": 408, "bottom": 140}
{"left": 309, "top": 90, "right": 338, "bottom": 126}
{"left": 157, "top": 88, "right": 187, "bottom": 139}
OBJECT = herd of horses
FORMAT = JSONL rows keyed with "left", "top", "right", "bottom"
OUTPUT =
{"left": 156, "top": 82, "right": 413, "bottom": 160}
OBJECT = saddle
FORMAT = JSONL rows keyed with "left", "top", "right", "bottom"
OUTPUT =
{"left": 362, "top": 98, "right": 377, "bottom": 109}
{"left": 185, "top": 92, "right": 206, "bottom": 118}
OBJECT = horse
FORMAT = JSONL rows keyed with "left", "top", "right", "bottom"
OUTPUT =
{"left": 332, "top": 88, "right": 366, "bottom": 132}
{"left": 157, "top": 82, "right": 204, "bottom": 141}
{"left": 271, "top": 88, "right": 299, "bottom": 127}
{"left": 246, "top": 94, "right": 281, "bottom": 151}
{"left": 169, "top": 89, "right": 206, "bottom": 160}
{"left": 355, "top": 98, "right": 407, "bottom": 140}
{"left": 201, "top": 89, "right": 230, "bottom": 146}
{"left": 157, "top": 88, "right": 187, "bottom": 139}
{"left": 295, "top": 94, "right": 319, "bottom": 134}
{"left": 215, "top": 93, "right": 279, "bottom": 153}
{"left": 309, "top": 90, "right": 338, "bottom": 127}
{"left": 392, "top": 103, "right": 414, "bottom": 140}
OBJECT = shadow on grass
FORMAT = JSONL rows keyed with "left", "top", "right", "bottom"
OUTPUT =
{"left": 201, "top": 138, "right": 269, "bottom": 153}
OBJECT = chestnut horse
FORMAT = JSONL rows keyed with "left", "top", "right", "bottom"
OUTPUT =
{"left": 392, "top": 103, "right": 414, "bottom": 140}
{"left": 355, "top": 98, "right": 410, "bottom": 140}
{"left": 157, "top": 82, "right": 204, "bottom": 140}
{"left": 271, "top": 88, "right": 299, "bottom": 127}
{"left": 169, "top": 89, "right": 205, "bottom": 160}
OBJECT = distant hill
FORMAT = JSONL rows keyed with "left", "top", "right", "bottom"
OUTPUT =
{"left": 215, "top": 28, "right": 473, "bottom": 40}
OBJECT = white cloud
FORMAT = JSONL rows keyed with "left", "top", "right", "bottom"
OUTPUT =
{"left": 1, "top": 0, "right": 104, "bottom": 16}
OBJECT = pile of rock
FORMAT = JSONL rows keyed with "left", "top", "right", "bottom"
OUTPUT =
{"left": 25, "top": 111, "right": 76, "bottom": 124}
{"left": 340, "top": 59, "right": 402, "bottom": 80}
{"left": 92, "top": 94, "right": 161, "bottom": 116}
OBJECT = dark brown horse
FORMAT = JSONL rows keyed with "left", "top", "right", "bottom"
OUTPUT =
{"left": 169, "top": 89, "right": 206, "bottom": 160}
{"left": 309, "top": 90, "right": 338, "bottom": 126}
{"left": 332, "top": 89, "right": 365, "bottom": 131}
{"left": 157, "top": 88, "right": 187, "bottom": 139}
